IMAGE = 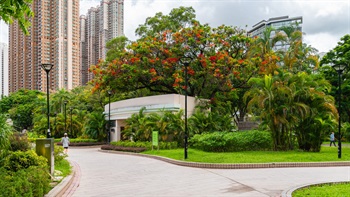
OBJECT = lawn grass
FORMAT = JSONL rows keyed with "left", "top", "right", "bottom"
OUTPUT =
{"left": 142, "top": 145, "right": 350, "bottom": 163}
{"left": 292, "top": 182, "right": 350, "bottom": 197}
{"left": 55, "top": 159, "right": 71, "bottom": 177}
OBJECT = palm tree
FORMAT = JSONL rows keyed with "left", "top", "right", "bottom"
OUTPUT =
{"left": 83, "top": 111, "right": 107, "bottom": 142}
{"left": 51, "top": 89, "right": 71, "bottom": 114}
{"left": 124, "top": 107, "right": 153, "bottom": 141}
{"left": 245, "top": 72, "right": 299, "bottom": 150}
{"left": 292, "top": 73, "right": 337, "bottom": 151}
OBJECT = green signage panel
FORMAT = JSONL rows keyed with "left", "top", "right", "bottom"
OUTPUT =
{"left": 152, "top": 131, "right": 158, "bottom": 146}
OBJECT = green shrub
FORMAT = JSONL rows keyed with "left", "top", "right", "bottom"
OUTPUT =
{"left": 190, "top": 130, "right": 272, "bottom": 152}
{"left": 9, "top": 132, "right": 31, "bottom": 152}
{"left": 54, "top": 145, "right": 67, "bottom": 164}
{"left": 110, "top": 141, "right": 178, "bottom": 150}
{"left": 0, "top": 166, "right": 50, "bottom": 197}
{"left": 4, "top": 150, "right": 48, "bottom": 172}
{"left": 27, "top": 132, "right": 45, "bottom": 142}
{"left": 342, "top": 122, "right": 350, "bottom": 142}
{"left": 54, "top": 138, "right": 97, "bottom": 143}
{"left": 189, "top": 110, "right": 235, "bottom": 135}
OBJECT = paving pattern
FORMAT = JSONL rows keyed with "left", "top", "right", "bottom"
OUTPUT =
{"left": 67, "top": 147, "right": 350, "bottom": 197}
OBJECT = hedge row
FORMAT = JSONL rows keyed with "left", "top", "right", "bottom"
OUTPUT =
{"left": 56, "top": 142, "right": 105, "bottom": 146}
{"left": 53, "top": 138, "right": 98, "bottom": 143}
{"left": 110, "top": 141, "right": 178, "bottom": 150}
{"left": 190, "top": 130, "right": 273, "bottom": 152}
{"left": 101, "top": 145, "right": 147, "bottom": 153}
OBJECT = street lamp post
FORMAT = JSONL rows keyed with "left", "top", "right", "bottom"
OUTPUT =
{"left": 182, "top": 59, "right": 190, "bottom": 159}
{"left": 40, "top": 64, "right": 54, "bottom": 138}
{"left": 108, "top": 90, "right": 112, "bottom": 144}
{"left": 70, "top": 107, "right": 73, "bottom": 136}
{"left": 332, "top": 63, "right": 346, "bottom": 159}
{"left": 64, "top": 100, "right": 67, "bottom": 134}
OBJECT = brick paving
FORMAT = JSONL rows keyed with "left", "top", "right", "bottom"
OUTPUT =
{"left": 61, "top": 160, "right": 81, "bottom": 197}
{"left": 66, "top": 147, "right": 350, "bottom": 197}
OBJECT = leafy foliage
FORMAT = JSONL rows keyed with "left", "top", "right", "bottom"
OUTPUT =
{"left": 0, "top": 89, "right": 44, "bottom": 132}
{"left": 0, "top": 0, "right": 34, "bottom": 34}
{"left": 3, "top": 150, "right": 48, "bottom": 172}
{"left": 0, "top": 113, "right": 12, "bottom": 151}
{"left": 123, "top": 107, "right": 184, "bottom": 144}
{"left": 245, "top": 70, "right": 337, "bottom": 151}
{"left": 320, "top": 34, "right": 350, "bottom": 122}
{"left": 9, "top": 132, "right": 31, "bottom": 152}
{"left": 54, "top": 145, "right": 67, "bottom": 164}
{"left": 189, "top": 109, "right": 235, "bottom": 135}
{"left": 90, "top": 7, "right": 260, "bottom": 111}
{"left": 0, "top": 166, "right": 50, "bottom": 197}
{"left": 190, "top": 130, "right": 272, "bottom": 152}
{"left": 83, "top": 111, "right": 107, "bottom": 142}
{"left": 110, "top": 141, "right": 178, "bottom": 150}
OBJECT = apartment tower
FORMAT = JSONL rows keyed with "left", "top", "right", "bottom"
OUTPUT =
{"left": 80, "top": 0, "right": 124, "bottom": 85}
{"left": 0, "top": 43, "right": 9, "bottom": 97}
{"left": 9, "top": 0, "right": 80, "bottom": 93}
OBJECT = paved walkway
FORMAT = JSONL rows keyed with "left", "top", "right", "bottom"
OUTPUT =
{"left": 66, "top": 147, "right": 350, "bottom": 197}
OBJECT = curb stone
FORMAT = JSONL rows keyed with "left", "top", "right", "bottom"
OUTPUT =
{"left": 45, "top": 160, "right": 80, "bottom": 197}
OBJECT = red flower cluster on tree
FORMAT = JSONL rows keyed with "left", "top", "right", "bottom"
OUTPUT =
{"left": 209, "top": 56, "right": 217, "bottom": 63}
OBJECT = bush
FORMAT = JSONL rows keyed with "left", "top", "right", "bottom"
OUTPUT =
{"left": 27, "top": 131, "right": 46, "bottom": 143}
{"left": 0, "top": 166, "right": 50, "bottom": 197}
{"left": 54, "top": 145, "right": 67, "bottom": 164}
{"left": 54, "top": 138, "right": 98, "bottom": 143}
{"left": 55, "top": 138, "right": 103, "bottom": 146}
{"left": 342, "top": 122, "right": 350, "bottom": 142}
{"left": 190, "top": 130, "right": 272, "bottom": 152}
{"left": 3, "top": 150, "right": 48, "bottom": 172}
{"left": 9, "top": 132, "right": 31, "bottom": 152}
{"left": 110, "top": 141, "right": 178, "bottom": 150}
{"left": 101, "top": 145, "right": 147, "bottom": 153}
{"left": 103, "top": 141, "right": 178, "bottom": 152}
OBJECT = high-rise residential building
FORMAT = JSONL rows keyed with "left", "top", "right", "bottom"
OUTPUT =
{"left": 9, "top": 0, "right": 80, "bottom": 93}
{"left": 80, "top": 0, "right": 124, "bottom": 85}
{"left": 0, "top": 43, "right": 9, "bottom": 97}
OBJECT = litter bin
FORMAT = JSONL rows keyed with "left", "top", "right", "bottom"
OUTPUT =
{"left": 36, "top": 138, "right": 54, "bottom": 175}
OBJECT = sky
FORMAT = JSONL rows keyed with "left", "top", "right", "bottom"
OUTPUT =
{"left": 1, "top": 0, "right": 349, "bottom": 53}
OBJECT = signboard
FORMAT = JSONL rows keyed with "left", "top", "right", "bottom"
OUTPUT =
{"left": 152, "top": 131, "right": 159, "bottom": 147}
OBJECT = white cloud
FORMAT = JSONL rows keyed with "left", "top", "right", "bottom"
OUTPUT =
{"left": 304, "top": 33, "right": 339, "bottom": 53}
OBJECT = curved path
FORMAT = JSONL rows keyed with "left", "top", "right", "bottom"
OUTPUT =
{"left": 66, "top": 147, "right": 350, "bottom": 197}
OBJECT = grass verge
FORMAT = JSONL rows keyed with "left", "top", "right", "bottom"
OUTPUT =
{"left": 292, "top": 182, "right": 350, "bottom": 197}
{"left": 142, "top": 146, "right": 350, "bottom": 163}
{"left": 55, "top": 159, "right": 71, "bottom": 177}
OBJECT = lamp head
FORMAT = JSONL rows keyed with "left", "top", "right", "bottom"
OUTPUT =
{"left": 108, "top": 90, "right": 112, "bottom": 95}
{"left": 40, "top": 64, "right": 54, "bottom": 72}
{"left": 332, "top": 64, "right": 346, "bottom": 73}
{"left": 64, "top": 100, "right": 67, "bottom": 104}
{"left": 331, "top": 57, "right": 347, "bottom": 73}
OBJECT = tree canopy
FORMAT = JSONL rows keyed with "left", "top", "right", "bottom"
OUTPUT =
{"left": 90, "top": 7, "right": 262, "bottom": 107}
